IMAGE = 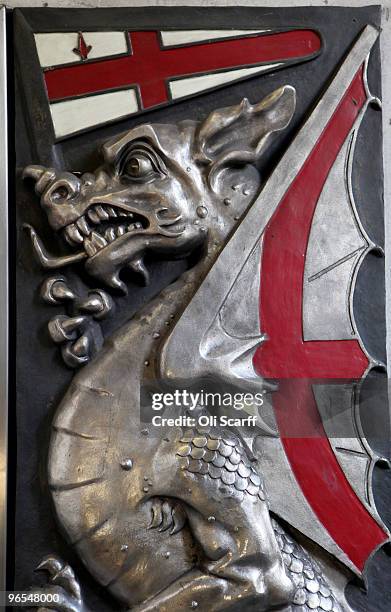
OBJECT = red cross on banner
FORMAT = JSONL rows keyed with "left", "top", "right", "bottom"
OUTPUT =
{"left": 35, "top": 28, "right": 322, "bottom": 138}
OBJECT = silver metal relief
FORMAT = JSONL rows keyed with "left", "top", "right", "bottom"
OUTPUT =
{"left": 19, "top": 20, "right": 388, "bottom": 612}
{"left": 41, "top": 275, "right": 114, "bottom": 367}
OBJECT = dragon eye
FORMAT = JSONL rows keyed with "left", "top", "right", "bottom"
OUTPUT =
{"left": 123, "top": 153, "right": 154, "bottom": 179}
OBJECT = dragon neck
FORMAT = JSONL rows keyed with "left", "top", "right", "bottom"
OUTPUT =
{"left": 56, "top": 217, "right": 238, "bottom": 432}
{"left": 85, "top": 225, "right": 228, "bottom": 394}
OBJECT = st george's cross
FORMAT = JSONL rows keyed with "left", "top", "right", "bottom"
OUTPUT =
{"left": 34, "top": 28, "right": 321, "bottom": 138}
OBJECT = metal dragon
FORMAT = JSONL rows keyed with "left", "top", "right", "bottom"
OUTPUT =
{"left": 23, "top": 25, "right": 389, "bottom": 610}
{"left": 22, "top": 83, "right": 347, "bottom": 611}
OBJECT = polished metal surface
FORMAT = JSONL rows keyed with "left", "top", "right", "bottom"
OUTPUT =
{"left": 313, "top": 384, "right": 372, "bottom": 505}
{"left": 0, "top": 6, "right": 7, "bottom": 596}
{"left": 20, "top": 24, "right": 385, "bottom": 612}
{"left": 302, "top": 130, "right": 367, "bottom": 341}
{"left": 159, "top": 25, "right": 379, "bottom": 384}
{"left": 22, "top": 83, "right": 346, "bottom": 610}
{"left": 40, "top": 275, "right": 113, "bottom": 367}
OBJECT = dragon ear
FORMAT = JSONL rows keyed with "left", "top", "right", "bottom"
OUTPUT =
{"left": 195, "top": 85, "right": 296, "bottom": 191}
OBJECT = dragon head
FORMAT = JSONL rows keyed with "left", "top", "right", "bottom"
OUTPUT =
{"left": 23, "top": 85, "right": 295, "bottom": 292}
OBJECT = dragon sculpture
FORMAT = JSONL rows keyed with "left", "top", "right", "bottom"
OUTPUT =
{"left": 22, "top": 83, "right": 358, "bottom": 612}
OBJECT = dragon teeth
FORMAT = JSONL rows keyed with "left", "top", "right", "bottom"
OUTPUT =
{"left": 76, "top": 215, "right": 90, "bottom": 236}
{"left": 105, "top": 228, "right": 116, "bottom": 242}
{"left": 67, "top": 204, "right": 144, "bottom": 254}
{"left": 95, "top": 205, "right": 109, "bottom": 220}
{"left": 126, "top": 222, "right": 142, "bottom": 231}
{"left": 84, "top": 238, "right": 97, "bottom": 256}
{"left": 64, "top": 204, "right": 145, "bottom": 256}
{"left": 106, "top": 206, "right": 117, "bottom": 217}
{"left": 63, "top": 231, "right": 75, "bottom": 246}
{"left": 84, "top": 232, "right": 107, "bottom": 256}
{"left": 86, "top": 205, "right": 137, "bottom": 228}
{"left": 65, "top": 223, "right": 84, "bottom": 244}
{"left": 87, "top": 208, "right": 100, "bottom": 224}
{"left": 90, "top": 231, "right": 107, "bottom": 249}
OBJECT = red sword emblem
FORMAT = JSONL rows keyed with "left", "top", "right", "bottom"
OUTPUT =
{"left": 73, "top": 32, "right": 92, "bottom": 62}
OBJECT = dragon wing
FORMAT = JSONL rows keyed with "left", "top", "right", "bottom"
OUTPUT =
{"left": 159, "top": 26, "right": 388, "bottom": 576}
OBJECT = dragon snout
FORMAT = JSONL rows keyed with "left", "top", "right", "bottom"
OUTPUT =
{"left": 23, "top": 164, "right": 86, "bottom": 234}
{"left": 23, "top": 165, "right": 82, "bottom": 202}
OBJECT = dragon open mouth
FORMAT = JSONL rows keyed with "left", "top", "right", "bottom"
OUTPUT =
{"left": 63, "top": 204, "right": 149, "bottom": 257}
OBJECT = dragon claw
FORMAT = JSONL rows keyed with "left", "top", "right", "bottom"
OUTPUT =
{"left": 30, "top": 555, "right": 85, "bottom": 611}
{"left": 35, "top": 555, "right": 64, "bottom": 575}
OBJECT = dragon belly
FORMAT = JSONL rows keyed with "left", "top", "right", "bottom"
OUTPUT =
{"left": 48, "top": 286, "right": 195, "bottom": 606}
